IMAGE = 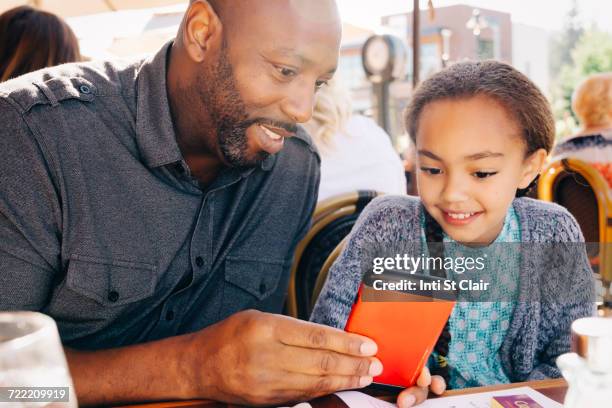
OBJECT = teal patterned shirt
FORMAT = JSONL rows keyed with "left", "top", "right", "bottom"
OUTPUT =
{"left": 422, "top": 207, "right": 521, "bottom": 389}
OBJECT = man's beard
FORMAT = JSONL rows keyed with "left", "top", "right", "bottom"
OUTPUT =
{"left": 197, "top": 40, "right": 298, "bottom": 168}
{"left": 198, "top": 42, "right": 267, "bottom": 168}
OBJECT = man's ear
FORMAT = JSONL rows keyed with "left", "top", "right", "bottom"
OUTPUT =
{"left": 182, "top": 0, "right": 222, "bottom": 63}
{"left": 518, "top": 148, "right": 548, "bottom": 189}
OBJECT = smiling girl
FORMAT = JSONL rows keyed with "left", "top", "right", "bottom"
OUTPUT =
{"left": 310, "top": 61, "right": 596, "bottom": 407}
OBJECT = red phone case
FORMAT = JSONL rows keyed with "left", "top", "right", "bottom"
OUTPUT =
{"left": 345, "top": 283, "right": 455, "bottom": 388}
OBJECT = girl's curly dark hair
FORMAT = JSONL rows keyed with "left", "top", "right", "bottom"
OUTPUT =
{"left": 405, "top": 60, "right": 555, "bottom": 157}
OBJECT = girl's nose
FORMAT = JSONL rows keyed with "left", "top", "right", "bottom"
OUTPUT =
{"left": 441, "top": 173, "right": 470, "bottom": 203}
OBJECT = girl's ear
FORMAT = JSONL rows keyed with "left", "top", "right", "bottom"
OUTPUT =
{"left": 518, "top": 148, "right": 548, "bottom": 189}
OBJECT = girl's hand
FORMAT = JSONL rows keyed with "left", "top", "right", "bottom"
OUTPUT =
{"left": 396, "top": 367, "right": 446, "bottom": 407}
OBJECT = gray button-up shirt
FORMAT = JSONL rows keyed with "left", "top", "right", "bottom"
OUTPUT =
{"left": 0, "top": 43, "right": 320, "bottom": 350}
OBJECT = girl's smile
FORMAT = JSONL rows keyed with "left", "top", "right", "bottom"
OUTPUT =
{"left": 441, "top": 210, "right": 484, "bottom": 226}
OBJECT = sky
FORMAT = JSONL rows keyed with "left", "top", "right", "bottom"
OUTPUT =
{"left": 337, "top": 0, "right": 612, "bottom": 32}
{"left": 67, "top": 0, "right": 612, "bottom": 59}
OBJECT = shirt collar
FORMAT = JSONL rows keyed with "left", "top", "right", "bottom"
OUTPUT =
{"left": 135, "top": 41, "right": 183, "bottom": 169}
{"left": 232, "top": 153, "right": 275, "bottom": 179}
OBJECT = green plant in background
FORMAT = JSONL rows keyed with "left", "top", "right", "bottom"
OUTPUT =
{"left": 549, "top": 1, "right": 612, "bottom": 139}
{"left": 552, "top": 33, "right": 612, "bottom": 137}
{"left": 557, "top": 30, "right": 612, "bottom": 123}
{"left": 549, "top": 0, "right": 583, "bottom": 80}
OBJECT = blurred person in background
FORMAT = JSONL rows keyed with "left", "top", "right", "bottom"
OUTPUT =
{"left": 303, "top": 78, "right": 406, "bottom": 201}
{"left": 552, "top": 73, "right": 612, "bottom": 187}
{"left": 0, "top": 5, "right": 81, "bottom": 82}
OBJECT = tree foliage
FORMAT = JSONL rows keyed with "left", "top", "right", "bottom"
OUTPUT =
{"left": 550, "top": 1, "right": 612, "bottom": 138}
{"left": 549, "top": 0, "right": 583, "bottom": 77}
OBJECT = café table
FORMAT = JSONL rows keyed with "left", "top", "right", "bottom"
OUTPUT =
{"left": 118, "top": 378, "right": 568, "bottom": 407}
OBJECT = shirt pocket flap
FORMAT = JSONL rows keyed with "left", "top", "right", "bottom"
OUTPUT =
{"left": 224, "top": 257, "right": 285, "bottom": 301}
{"left": 67, "top": 254, "right": 157, "bottom": 306}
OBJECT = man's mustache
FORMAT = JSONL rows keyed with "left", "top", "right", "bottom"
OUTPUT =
{"left": 237, "top": 118, "right": 298, "bottom": 134}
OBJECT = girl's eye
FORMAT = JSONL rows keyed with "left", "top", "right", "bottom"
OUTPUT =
{"left": 473, "top": 171, "right": 498, "bottom": 179}
{"left": 276, "top": 66, "right": 297, "bottom": 78}
{"left": 421, "top": 167, "right": 442, "bottom": 175}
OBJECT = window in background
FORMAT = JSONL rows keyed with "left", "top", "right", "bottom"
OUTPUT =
{"left": 477, "top": 38, "right": 494, "bottom": 59}
{"left": 338, "top": 54, "right": 367, "bottom": 91}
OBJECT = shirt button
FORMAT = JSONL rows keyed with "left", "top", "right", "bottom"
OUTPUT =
{"left": 259, "top": 281, "right": 267, "bottom": 294}
{"left": 107, "top": 290, "right": 119, "bottom": 302}
{"left": 166, "top": 310, "right": 175, "bottom": 321}
{"left": 195, "top": 256, "right": 204, "bottom": 267}
{"left": 79, "top": 85, "right": 91, "bottom": 94}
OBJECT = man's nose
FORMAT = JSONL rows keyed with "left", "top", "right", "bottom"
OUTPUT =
{"left": 280, "top": 81, "right": 315, "bottom": 124}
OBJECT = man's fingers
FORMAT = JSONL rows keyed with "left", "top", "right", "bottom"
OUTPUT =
{"left": 241, "top": 371, "right": 371, "bottom": 405}
{"left": 430, "top": 375, "right": 446, "bottom": 395}
{"left": 279, "top": 346, "right": 383, "bottom": 377}
{"left": 277, "top": 319, "right": 378, "bottom": 356}
{"left": 397, "top": 386, "right": 429, "bottom": 408}
{"left": 301, "top": 373, "right": 373, "bottom": 397}
{"left": 275, "top": 372, "right": 373, "bottom": 402}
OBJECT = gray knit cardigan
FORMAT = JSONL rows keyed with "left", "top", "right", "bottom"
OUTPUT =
{"left": 310, "top": 196, "right": 596, "bottom": 382}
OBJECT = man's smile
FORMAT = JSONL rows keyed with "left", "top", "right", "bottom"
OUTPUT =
{"left": 259, "top": 123, "right": 296, "bottom": 139}
{"left": 247, "top": 123, "right": 294, "bottom": 155}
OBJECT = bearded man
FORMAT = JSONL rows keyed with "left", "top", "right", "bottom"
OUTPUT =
{"left": 0, "top": 1, "right": 443, "bottom": 406}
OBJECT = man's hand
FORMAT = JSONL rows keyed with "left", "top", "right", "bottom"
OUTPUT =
{"left": 186, "top": 309, "right": 382, "bottom": 405}
{"left": 396, "top": 367, "right": 446, "bottom": 407}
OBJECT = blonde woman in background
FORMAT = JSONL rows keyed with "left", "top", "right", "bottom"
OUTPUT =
{"left": 303, "top": 78, "right": 406, "bottom": 202}
{"left": 552, "top": 73, "right": 612, "bottom": 187}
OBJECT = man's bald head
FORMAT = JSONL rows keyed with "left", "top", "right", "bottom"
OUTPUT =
{"left": 169, "top": 0, "right": 341, "bottom": 168}
{"left": 184, "top": 0, "right": 340, "bottom": 40}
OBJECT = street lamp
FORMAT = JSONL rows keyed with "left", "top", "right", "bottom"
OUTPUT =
{"left": 440, "top": 28, "right": 452, "bottom": 67}
{"left": 362, "top": 34, "right": 407, "bottom": 133}
{"left": 465, "top": 9, "right": 488, "bottom": 36}
{"left": 466, "top": 8, "right": 501, "bottom": 60}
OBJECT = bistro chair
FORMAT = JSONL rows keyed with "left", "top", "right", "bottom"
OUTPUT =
{"left": 310, "top": 237, "right": 348, "bottom": 312}
{"left": 286, "top": 191, "right": 381, "bottom": 319}
{"left": 538, "top": 158, "right": 612, "bottom": 308}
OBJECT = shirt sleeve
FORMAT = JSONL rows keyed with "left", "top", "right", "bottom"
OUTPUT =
{"left": 309, "top": 196, "right": 419, "bottom": 328}
{"left": 0, "top": 98, "right": 62, "bottom": 310}
{"left": 308, "top": 219, "right": 368, "bottom": 328}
